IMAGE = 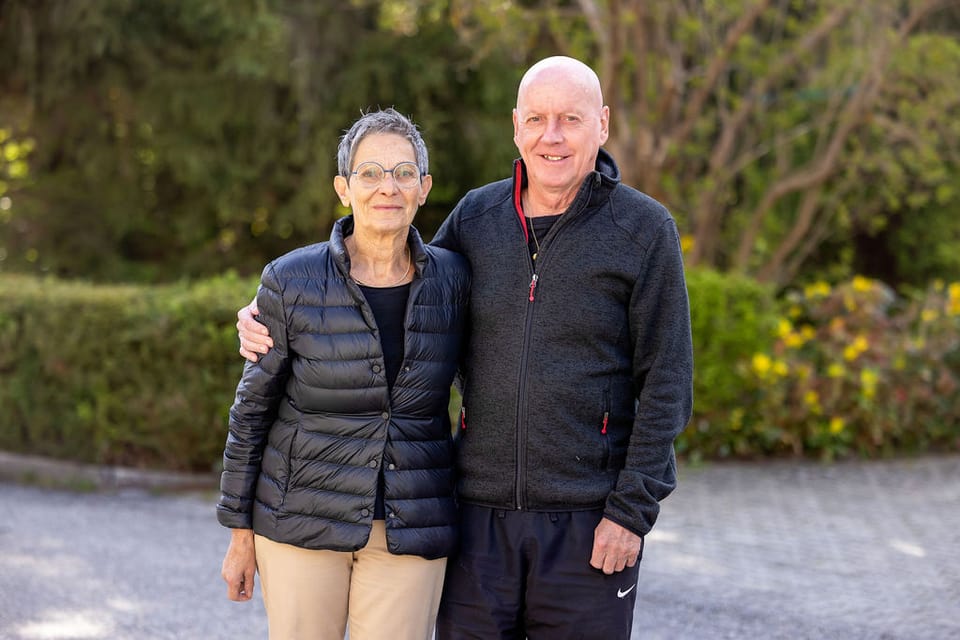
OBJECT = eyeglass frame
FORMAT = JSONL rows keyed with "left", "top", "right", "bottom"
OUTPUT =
{"left": 348, "top": 161, "right": 424, "bottom": 189}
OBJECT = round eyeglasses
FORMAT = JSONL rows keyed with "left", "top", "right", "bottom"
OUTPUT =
{"left": 350, "top": 161, "right": 422, "bottom": 189}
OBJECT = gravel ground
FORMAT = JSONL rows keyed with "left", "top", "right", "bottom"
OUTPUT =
{"left": 1, "top": 454, "right": 957, "bottom": 639}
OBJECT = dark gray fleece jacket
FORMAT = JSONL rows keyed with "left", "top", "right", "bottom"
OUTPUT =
{"left": 431, "top": 149, "right": 693, "bottom": 536}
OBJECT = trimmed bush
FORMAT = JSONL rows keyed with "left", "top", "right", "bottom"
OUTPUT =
{"left": 679, "top": 268, "right": 780, "bottom": 460}
{"left": 0, "top": 273, "right": 257, "bottom": 471}
{"left": 2, "top": 271, "right": 956, "bottom": 471}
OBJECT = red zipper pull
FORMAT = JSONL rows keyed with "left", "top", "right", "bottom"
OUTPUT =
{"left": 601, "top": 411, "right": 609, "bottom": 435}
{"left": 528, "top": 274, "right": 539, "bottom": 302}
{"left": 460, "top": 406, "right": 466, "bottom": 430}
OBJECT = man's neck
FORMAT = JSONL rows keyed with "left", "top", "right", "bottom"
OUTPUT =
{"left": 522, "top": 186, "right": 578, "bottom": 218}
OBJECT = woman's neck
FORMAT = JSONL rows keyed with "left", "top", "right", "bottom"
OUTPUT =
{"left": 346, "top": 230, "right": 411, "bottom": 287}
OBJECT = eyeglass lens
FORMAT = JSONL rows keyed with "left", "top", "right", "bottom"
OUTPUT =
{"left": 353, "top": 162, "right": 420, "bottom": 188}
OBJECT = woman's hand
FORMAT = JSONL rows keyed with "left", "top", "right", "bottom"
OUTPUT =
{"left": 221, "top": 528, "right": 258, "bottom": 601}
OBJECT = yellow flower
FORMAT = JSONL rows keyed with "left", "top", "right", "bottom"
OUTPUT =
{"left": 680, "top": 234, "right": 694, "bottom": 254}
{"left": 921, "top": 309, "right": 939, "bottom": 323}
{"left": 852, "top": 275, "right": 873, "bottom": 293}
{"left": 804, "top": 281, "right": 831, "bottom": 299}
{"left": 803, "top": 390, "right": 822, "bottom": 415}
{"left": 777, "top": 318, "right": 793, "bottom": 339}
{"left": 843, "top": 335, "right": 869, "bottom": 361}
{"left": 784, "top": 332, "right": 804, "bottom": 349}
{"left": 800, "top": 325, "right": 816, "bottom": 340}
{"left": 827, "top": 363, "right": 845, "bottom": 378}
{"left": 860, "top": 368, "right": 878, "bottom": 400}
{"left": 773, "top": 360, "right": 789, "bottom": 377}
{"left": 829, "top": 417, "right": 845, "bottom": 434}
{"left": 947, "top": 283, "right": 960, "bottom": 316}
{"left": 751, "top": 353, "right": 772, "bottom": 377}
{"left": 788, "top": 305, "right": 803, "bottom": 319}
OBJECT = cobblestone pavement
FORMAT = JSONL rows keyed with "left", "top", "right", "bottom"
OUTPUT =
{"left": 1, "top": 454, "right": 957, "bottom": 639}
{"left": 635, "top": 454, "right": 960, "bottom": 639}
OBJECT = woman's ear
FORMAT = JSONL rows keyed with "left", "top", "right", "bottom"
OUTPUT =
{"left": 418, "top": 174, "right": 433, "bottom": 205}
{"left": 333, "top": 175, "right": 350, "bottom": 206}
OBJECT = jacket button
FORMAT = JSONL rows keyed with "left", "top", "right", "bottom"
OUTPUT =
{"left": 368, "top": 459, "right": 379, "bottom": 469}
{"left": 388, "top": 512, "right": 396, "bottom": 519}
{"left": 372, "top": 364, "right": 382, "bottom": 373}
{"left": 381, "top": 411, "right": 390, "bottom": 420}
{"left": 360, "top": 508, "right": 370, "bottom": 517}
{"left": 387, "top": 463, "right": 396, "bottom": 470}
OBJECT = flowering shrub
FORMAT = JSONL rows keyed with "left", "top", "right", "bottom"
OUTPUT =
{"left": 737, "top": 277, "right": 960, "bottom": 459}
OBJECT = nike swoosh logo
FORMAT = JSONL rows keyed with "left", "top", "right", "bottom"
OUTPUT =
{"left": 617, "top": 585, "right": 636, "bottom": 598}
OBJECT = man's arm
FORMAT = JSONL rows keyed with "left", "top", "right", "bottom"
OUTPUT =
{"left": 238, "top": 298, "right": 273, "bottom": 363}
{"left": 598, "top": 217, "right": 694, "bottom": 558}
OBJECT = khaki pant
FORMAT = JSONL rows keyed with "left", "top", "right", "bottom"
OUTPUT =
{"left": 255, "top": 521, "right": 446, "bottom": 640}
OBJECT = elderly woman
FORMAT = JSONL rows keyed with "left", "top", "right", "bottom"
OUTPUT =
{"left": 217, "top": 108, "right": 469, "bottom": 640}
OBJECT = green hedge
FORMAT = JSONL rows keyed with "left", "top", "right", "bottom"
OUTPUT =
{"left": 679, "top": 268, "right": 780, "bottom": 459}
{"left": 2, "top": 271, "right": 956, "bottom": 472}
{"left": 0, "top": 273, "right": 256, "bottom": 471}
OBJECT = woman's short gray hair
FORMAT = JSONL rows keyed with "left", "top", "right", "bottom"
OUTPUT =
{"left": 336, "top": 108, "right": 429, "bottom": 177}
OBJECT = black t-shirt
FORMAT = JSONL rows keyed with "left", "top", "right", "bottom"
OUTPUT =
{"left": 359, "top": 282, "right": 410, "bottom": 390}
{"left": 358, "top": 282, "right": 410, "bottom": 519}
{"left": 527, "top": 214, "right": 562, "bottom": 260}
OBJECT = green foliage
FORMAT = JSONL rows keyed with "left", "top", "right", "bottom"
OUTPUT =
{"left": 0, "top": 273, "right": 257, "bottom": 471}
{"left": 2, "top": 270, "right": 957, "bottom": 470}
{"left": 0, "top": 1, "right": 521, "bottom": 281}
{"left": 679, "top": 268, "right": 779, "bottom": 460}
{"left": 843, "top": 33, "right": 960, "bottom": 287}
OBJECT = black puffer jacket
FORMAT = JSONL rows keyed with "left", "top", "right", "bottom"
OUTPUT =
{"left": 217, "top": 216, "right": 470, "bottom": 559}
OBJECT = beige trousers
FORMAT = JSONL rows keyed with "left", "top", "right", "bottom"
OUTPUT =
{"left": 254, "top": 521, "right": 446, "bottom": 640}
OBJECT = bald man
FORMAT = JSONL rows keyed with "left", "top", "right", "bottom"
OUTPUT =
{"left": 237, "top": 56, "right": 693, "bottom": 639}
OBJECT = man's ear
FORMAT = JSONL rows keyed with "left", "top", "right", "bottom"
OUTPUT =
{"left": 599, "top": 105, "right": 610, "bottom": 145}
{"left": 512, "top": 108, "right": 521, "bottom": 149}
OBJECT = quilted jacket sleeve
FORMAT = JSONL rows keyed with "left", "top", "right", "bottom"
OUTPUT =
{"left": 216, "top": 262, "right": 291, "bottom": 529}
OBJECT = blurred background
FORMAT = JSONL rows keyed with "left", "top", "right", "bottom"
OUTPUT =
{"left": 1, "top": 0, "right": 958, "bottom": 472}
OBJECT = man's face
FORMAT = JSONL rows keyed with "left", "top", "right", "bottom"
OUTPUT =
{"left": 513, "top": 67, "right": 609, "bottom": 203}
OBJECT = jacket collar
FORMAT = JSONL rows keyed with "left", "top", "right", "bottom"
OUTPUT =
{"left": 511, "top": 148, "right": 621, "bottom": 241}
{"left": 330, "top": 215, "right": 429, "bottom": 279}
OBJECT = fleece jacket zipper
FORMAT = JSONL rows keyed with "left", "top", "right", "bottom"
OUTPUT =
{"left": 512, "top": 164, "right": 532, "bottom": 510}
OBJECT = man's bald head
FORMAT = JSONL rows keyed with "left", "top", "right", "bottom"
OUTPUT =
{"left": 517, "top": 56, "right": 604, "bottom": 111}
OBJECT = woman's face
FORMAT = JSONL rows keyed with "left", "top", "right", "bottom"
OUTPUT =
{"left": 334, "top": 133, "right": 432, "bottom": 239}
